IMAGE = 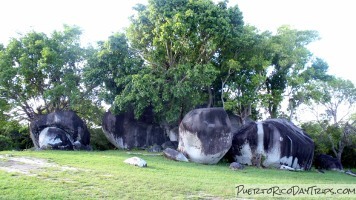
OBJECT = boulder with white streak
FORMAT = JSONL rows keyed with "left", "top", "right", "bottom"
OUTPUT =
{"left": 30, "top": 111, "right": 91, "bottom": 150}
{"left": 227, "top": 119, "right": 314, "bottom": 170}
{"left": 178, "top": 108, "right": 232, "bottom": 164}
{"left": 124, "top": 157, "right": 147, "bottom": 167}
{"left": 38, "top": 127, "right": 73, "bottom": 150}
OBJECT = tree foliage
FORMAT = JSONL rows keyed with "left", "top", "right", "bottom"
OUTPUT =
{"left": 109, "top": 0, "right": 244, "bottom": 123}
{"left": 0, "top": 25, "right": 91, "bottom": 121}
{"left": 264, "top": 26, "right": 319, "bottom": 118}
{"left": 0, "top": 120, "right": 32, "bottom": 150}
{"left": 1, "top": 0, "right": 354, "bottom": 164}
{"left": 217, "top": 25, "right": 271, "bottom": 122}
{"left": 319, "top": 77, "right": 356, "bottom": 124}
{"left": 284, "top": 57, "right": 333, "bottom": 120}
{"left": 83, "top": 33, "right": 143, "bottom": 105}
{"left": 302, "top": 77, "right": 356, "bottom": 165}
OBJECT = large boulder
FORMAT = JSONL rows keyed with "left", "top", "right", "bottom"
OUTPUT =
{"left": 102, "top": 111, "right": 169, "bottom": 149}
{"left": 178, "top": 108, "right": 232, "bottom": 164}
{"left": 314, "top": 154, "right": 343, "bottom": 171}
{"left": 228, "top": 119, "right": 314, "bottom": 170}
{"left": 30, "top": 110, "right": 90, "bottom": 150}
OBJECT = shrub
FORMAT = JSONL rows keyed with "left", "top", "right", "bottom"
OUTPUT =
{"left": 0, "top": 120, "right": 33, "bottom": 150}
{"left": 0, "top": 135, "right": 13, "bottom": 150}
{"left": 89, "top": 128, "right": 115, "bottom": 150}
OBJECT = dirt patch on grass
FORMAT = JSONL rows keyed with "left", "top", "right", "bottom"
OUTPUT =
{"left": 0, "top": 154, "right": 79, "bottom": 176}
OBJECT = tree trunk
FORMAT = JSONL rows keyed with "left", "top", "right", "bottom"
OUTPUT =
{"left": 207, "top": 86, "right": 213, "bottom": 108}
{"left": 221, "top": 81, "right": 225, "bottom": 109}
{"left": 240, "top": 104, "right": 252, "bottom": 125}
{"left": 268, "top": 103, "right": 278, "bottom": 118}
{"left": 288, "top": 98, "right": 294, "bottom": 121}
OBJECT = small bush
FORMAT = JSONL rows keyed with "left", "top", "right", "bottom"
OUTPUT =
{"left": 89, "top": 128, "right": 115, "bottom": 150}
{"left": 0, "top": 120, "right": 33, "bottom": 150}
{"left": 0, "top": 135, "right": 13, "bottom": 150}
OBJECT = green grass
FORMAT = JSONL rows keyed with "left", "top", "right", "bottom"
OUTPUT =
{"left": 0, "top": 150, "right": 355, "bottom": 199}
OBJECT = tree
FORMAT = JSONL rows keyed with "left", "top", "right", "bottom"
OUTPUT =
{"left": 83, "top": 33, "right": 143, "bottom": 106}
{"left": 305, "top": 77, "right": 356, "bottom": 164}
{"left": 318, "top": 78, "right": 356, "bottom": 163}
{"left": 263, "top": 25, "right": 319, "bottom": 118}
{"left": 216, "top": 25, "right": 271, "bottom": 123}
{"left": 111, "top": 0, "right": 244, "bottom": 124}
{"left": 0, "top": 25, "right": 89, "bottom": 121}
{"left": 285, "top": 57, "right": 333, "bottom": 121}
{"left": 318, "top": 78, "right": 356, "bottom": 124}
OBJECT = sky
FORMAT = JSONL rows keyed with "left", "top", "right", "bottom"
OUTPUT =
{"left": 0, "top": 0, "right": 355, "bottom": 84}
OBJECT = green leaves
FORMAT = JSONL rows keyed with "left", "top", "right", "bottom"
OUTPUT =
{"left": 83, "top": 33, "right": 143, "bottom": 105}
{"left": 0, "top": 25, "right": 87, "bottom": 121}
{"left": 112, "top": 0, "right": 245, "bottom": 123}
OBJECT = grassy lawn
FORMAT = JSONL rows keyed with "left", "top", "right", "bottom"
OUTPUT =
{"left": 0, "top": 150, "right": 355, "bottom": 199}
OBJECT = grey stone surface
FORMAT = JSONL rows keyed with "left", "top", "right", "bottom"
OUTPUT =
{"left": 161, "top": 141, "right": 178, "bottom": 150}
{"left": 102, "top": 111, "right": 169, "bottom": 150}
{"left": 178, "top": 108, "right": 232, "bottom": 164}
{"left": 228, "top": 119, "right": 314, "bottom": 170}
{"left": 30, "top": 111, "right": 91, "bottom": 150}
{"left": 229, "top": 162, "right": 244, "bottom": 170}
{"left": 163, "top": 148, "right": 189, "bottom": 162}
{"left": 147, "top": 144, "right": 162, "bottom": 152}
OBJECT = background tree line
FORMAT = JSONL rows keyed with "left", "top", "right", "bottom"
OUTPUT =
{"left": 0, "top": 0, "right": 355, "bottom": 167}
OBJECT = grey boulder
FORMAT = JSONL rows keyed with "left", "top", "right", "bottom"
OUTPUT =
{"left": 229, "top": 162, "right": 245, "bottom": 170}
{"left": 163, "top": 148, "right": 189, "bottom": 162}
{"left": 30, "top": 110, "right": 91, "bottom": 150}
{"left": 102, "top": 111, "right": 169, "bottom": 150}
{"left": 178, "top": 108, "right": 232, "bottom": 164}
{"left": 228, "top": 119, "right": 314, "bottom": 170}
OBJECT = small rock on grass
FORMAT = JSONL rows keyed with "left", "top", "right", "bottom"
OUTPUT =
{"left": 163, "top": 148, "right": 189, "bottom": 162}
{"left": 124, "top": 157, "right": 147, "bottom": 167}
{"left": 229, "top": 162, "right": 244, "bottom": 170}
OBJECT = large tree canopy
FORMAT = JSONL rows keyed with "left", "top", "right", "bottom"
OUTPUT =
{"left": 216, "top": 25, "right": 271, "bottom": 122}
{"left": 83, "top": 33, "right": 143, "bottom": 105}
{"left": 264, "top": 25, "right": 319, "bottom": 118}
{"left": 109, "top": 0, "right": 245, "bottom": 123}
{"left": 0, "top": 25, "right": 87, "bottom": 121}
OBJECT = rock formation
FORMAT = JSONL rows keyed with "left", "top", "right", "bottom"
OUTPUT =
{"left": 163, "top": 148, "right": 189, "bottom": 162}
{"left": 102, "top": 111, "right": 169, "bottom": 149}
{"left": 228, "top": 119, "right": 314, "bottom": 170}
{"left": 178, "top": 108, "right": 232, "bottom": 164}
{"left": 30, "top": 110, "right": 91, "bottom": 150}
{"left": 314, "top": 154, "right": 343, "bottom": 171}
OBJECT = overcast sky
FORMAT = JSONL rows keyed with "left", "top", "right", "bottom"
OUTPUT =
{"left": 1, "top": 0, "right": 355, "bottom": 84}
